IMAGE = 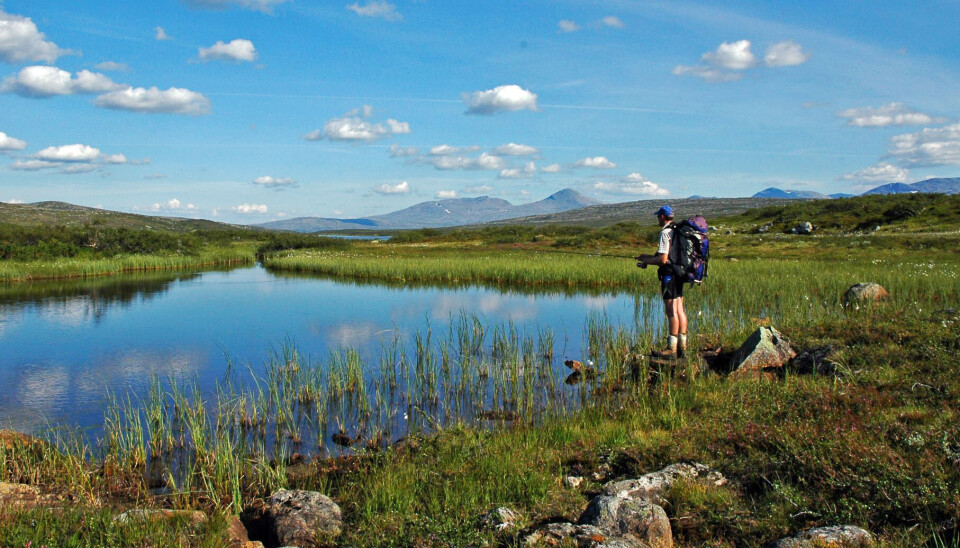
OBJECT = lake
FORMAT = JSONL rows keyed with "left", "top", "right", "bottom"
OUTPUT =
{"left": 0, "top": 265, "right": 661, "bottom": 437}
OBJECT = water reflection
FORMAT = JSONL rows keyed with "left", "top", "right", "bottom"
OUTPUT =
{"left": 0, "top": 265, "right": 660, "bottom": 436}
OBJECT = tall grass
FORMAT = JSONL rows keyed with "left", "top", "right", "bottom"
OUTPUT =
{"left": 0, "top": 244, "right": 254, "bottom": 282}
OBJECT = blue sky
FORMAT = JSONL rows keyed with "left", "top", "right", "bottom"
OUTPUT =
{"left": 1, "top": 0, "right": 959, "bottom": 223}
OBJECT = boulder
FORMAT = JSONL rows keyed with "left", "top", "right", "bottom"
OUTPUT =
{"left": 792, "top": 222, "right": 814, "bottom": 235}
{"left": 577, "top": 495, "right": 672, "bottom": 547}
{"left": 843, "top": 283, "right": 889, "bottom": 305}
{"left": 788, "top": 345, "right": 839, "bottom": 376}
{"left": 729, "top": 327, "right": 796, "bottom": 379}
{"left": 770, "top": 525, "right": 874, "bottom": 547}
{"left": 478, "top": 506, "right": 522, "bottom": 533}
{"left": 0, "top": 482, "right": 62, "bottom": 509}
{"left": 573, "top": 524, "right": 649, "bottom": 547}
{"left": 225, "top": 515, "right": 263, "bottom": 548}
{"left": 259, "top": 489, "right": 342, "bottom": 547}
{"left": 523, "top": 522, "right": 577, "bottom": 545}
{"left": 600, "top": 463, "right": 726, "bottom": 506}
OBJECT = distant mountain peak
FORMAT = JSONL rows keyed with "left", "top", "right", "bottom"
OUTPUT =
{"left": 257, "top": 188, "right": 602, "bottom": 232}
{"left": 752, "top": 187, "right": 830, "bottom": 200}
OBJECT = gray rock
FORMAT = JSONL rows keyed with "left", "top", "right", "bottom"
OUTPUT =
{"left": 577, "top": 495, "right": 672, "bottom": 547}
{"left": 771, "top": 525, "right": 874, "bottom": 547}
{"left": 793, "top": 222, "right": 814, "bottom": 235}
{"left": 601, "top": 463, "right": 726, "bottom": 506}
{"left": 523, "top": 522, "right": 577, "bottom": 545}
{"left": 758, "top": 224, "right": 772, "bottom": 233}
{"left": 843, "top": 283, "right": 889, "bottom": 305}
{"left": 788, "top": 345, "right": 839, "bottom": 376}
{"left": 479, "top": 506, "right": 522, "bottom": 533}
{"left": 573, "top": 525, "right": 648, "bottom": 547}
{"left": 729, "top": 327, "right": 796, "bottom": 379}
{"left": 262, "top": 489, "right": 342, "bottom": 547}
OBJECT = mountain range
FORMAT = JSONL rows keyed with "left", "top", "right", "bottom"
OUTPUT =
{"left": 258, "top": 189, "right": 602, "bottom": 232}
{"left": 752, "top": 178, "right": 960, "bottom": 200}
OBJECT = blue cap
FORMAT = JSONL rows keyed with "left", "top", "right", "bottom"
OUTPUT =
{"left": 655, "top": 205, "right": 673, "bottom": 218}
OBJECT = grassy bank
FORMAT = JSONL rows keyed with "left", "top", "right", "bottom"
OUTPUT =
{"left": 0, "top": 227, "right": 350, "bottom": 282}
{"left": 0, "top": 243, "right": 255, "bottom": 282}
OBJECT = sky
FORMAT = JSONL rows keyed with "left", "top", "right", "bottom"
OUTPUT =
{"left": 1, "top": 0, "right": 959, "bottom": 224}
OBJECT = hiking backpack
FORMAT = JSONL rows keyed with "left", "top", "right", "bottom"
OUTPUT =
{"left": 671, "top": 215, "right": 710, "bottom": 284}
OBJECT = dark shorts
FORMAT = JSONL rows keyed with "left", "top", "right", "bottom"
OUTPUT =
{"left": 658, "top": 267, "right": 684, "bottom": 300}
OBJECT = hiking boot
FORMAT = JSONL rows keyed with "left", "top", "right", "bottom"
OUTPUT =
{"left": 677, "top": 347, "right": 686, "bottom": 359}
{"left": 651, "top": 348, "right": 678, "bottom": 359}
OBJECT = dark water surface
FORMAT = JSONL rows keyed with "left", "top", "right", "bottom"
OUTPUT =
{"left": 0, "top": 265, "right": 655, "bottom": 434}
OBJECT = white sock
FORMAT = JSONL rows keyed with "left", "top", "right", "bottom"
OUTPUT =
{"left": 679, "top": 334, "right": 688, "bottom": 349}
{"left": 668, "top": 335, "right": 678, "bottom": 351}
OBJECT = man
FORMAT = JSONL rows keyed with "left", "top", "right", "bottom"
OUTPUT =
{"left": 636, "top": 205, "right": 688, "bottom": 358}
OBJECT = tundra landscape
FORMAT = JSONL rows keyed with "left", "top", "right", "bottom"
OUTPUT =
{"left": 2, "top": 1, "right": 959, "bottom": 546}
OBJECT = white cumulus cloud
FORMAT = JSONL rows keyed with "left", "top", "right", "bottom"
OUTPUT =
{"left": 232, "top": 203, "right": 268, "bottom": 214}
{"left": 887, "top": 123, "right": 960, "bottom": 167}
{"left": 9, "top": 159, "right": 60, "bottom": 171}
{"left": 0, "top": 131, "right": 27, "bottom": 152}
{"left": 499, "top": 161, "right": 536, "bottom": 179}
{"left": 95, "top": 86, "right": 211, "bottom": 115}
{"left": 702, "top": 40, "right": 756, "bottom": 70}
{"left": 541, "top": 163, "right": 561, "bottom": 173}
{"left": 429, "top": 152, "right": 505, "bottom": 171}
{"left": 492, "top": 142, "right": 539, "bottom": 156}
{"left": 764, "top": 40, "right": 809, "bottom": 67}
{"left": 1, "top": 66, "right": 123, "bottom": 97}
{"left": 306, "top": 105, "right": 410, "bottom": 142}
{"left": 0, "top": 8, "right": 68, "bottom": 63}
{"left": 388, "top": 144, "right": 420, "bottom": 157}
{"left": 347, "top": 1, "right": 402, "bottom": 21}
{"left": 593, "top": 173, "right": 669, "bottom": 196}
{"left": 837, "top": 102, "right": 947, "bottom": 128}
{"left": 436, "top": 190, "right": 457, "bottom": 199}
{"left": 558, "top": 20, "right": 580, "bottom": 33}
{"left": 155, "top": 27, "right": 172, "bottom": 41}
{"left": 36, "top": 144, "right": 101, "bottom": 162}
{"left": 198, "top": 39, "right": 257, "bottom": 63}
{"left": 253, "top": 175, "right": 297, "bottom": 188}
{"left": 841, "top": 162, "right": 909, "bottom": 183}
{"left": 600, "top": 16, "right": 624, "bottom": 28}
{"left": 575, "top": 156, "right": 617, "bottom": 169}
{"left": 463, "top": 84, "right": 538, "bottom": 115}
{"left": 373, "top": 181, "right": 410, "bottom": 194}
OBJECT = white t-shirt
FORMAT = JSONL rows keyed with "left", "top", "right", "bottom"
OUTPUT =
{"left": 656, "top": 222, "right": 677, "bottom": 263}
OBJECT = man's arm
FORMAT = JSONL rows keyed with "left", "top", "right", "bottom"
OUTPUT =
{"left": 636, "top": 253, "right": 669, "bottom": 268}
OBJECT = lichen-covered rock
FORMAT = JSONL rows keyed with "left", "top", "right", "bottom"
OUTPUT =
{"left": 573, "top": 524, "right": 648, "bottom": 547}
{"left": 577, "top": 496, "right": 672, "bottom": 547}
{"left": 771, "top": 525, "right": 874, "bottom": 547}
{"left": 792, "top": 222, "right": 814, "bottom": 235}
{"left": 523, "top": 522, "right": 577, "bottom": 545}
{"left": 729, "top": 327, "right": 796, "bottom": 378}
{"left": 0, "top": 482, "right": 63, "bottom": 509}
{"left": 601, "top": 463, "right": 726, "bottom": 506}
{"left": 261, "top": 489, "right": 342, "bottom": 547}
{"left": 843, "top": 283, "right": 889, "bottom": 305}
{"left": 479, "top": 506, "right": 522, "bottom": 533}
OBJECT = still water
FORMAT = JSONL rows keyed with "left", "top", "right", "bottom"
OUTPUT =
{"left": 0, "top": 265, "right": 655, "bottom": 434}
